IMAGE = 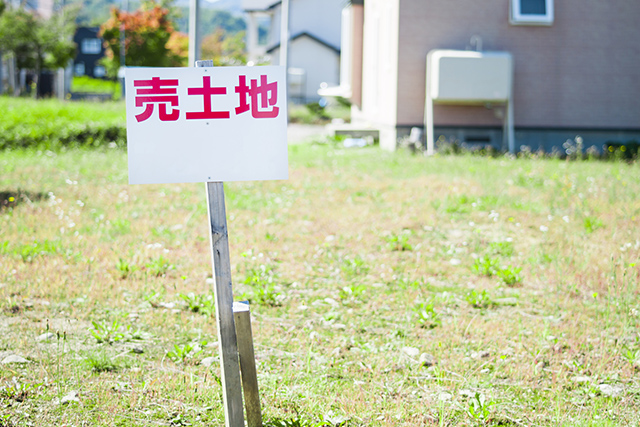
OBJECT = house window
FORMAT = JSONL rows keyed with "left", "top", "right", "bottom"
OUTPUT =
{"left": 257, "top": 16, "right": 271, "bottom": 46}
{"left": 511, "top": 0, "right": 553, "bottom": 25}
{"left": 81, "top": 38, "right": 102, "bottom": 54}
{"left": 94, "top": 66, "right": 106, "bottom": 78}
{"left": 74, "top": 62, "right": 85, "bottom": 76}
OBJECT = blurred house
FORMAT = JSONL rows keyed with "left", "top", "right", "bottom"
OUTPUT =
{"left": 334, "top": 0, "right": 640, "bottom": 151}
{"left": 73, "top": 27, "right": 107, "bottom": 79}
{"left": 242, "top": 0, "right": 343, "bottom": 103}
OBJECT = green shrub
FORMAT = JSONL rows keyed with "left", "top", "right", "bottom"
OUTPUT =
{"left": 305, "top": 102, "right": 330, "bottom": 120}
{"left": 604, "top": 140, "right": 639, "bottom": 160}
{"left": 71, "top": 76, "right": 122, "bottom": 100}
{"left": 0, "top": 97, "right": 126, "bottom": 150}
{"left": 288, "top": 102, "right": 350, "bottom": 124}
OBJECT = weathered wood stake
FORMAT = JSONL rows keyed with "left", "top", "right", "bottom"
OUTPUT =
{"left": 234, "top": 302, "right": 263, "bottom": 427}
{"left": 205, "top": 181, "right": 245, "bottom": 427}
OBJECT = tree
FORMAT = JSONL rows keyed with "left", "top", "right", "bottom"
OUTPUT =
{"left": 166, "top": 31, "right": 188, "bottom": 67}
{"left": 201, "top": 28, "right": 246, "bottom": 66}
{"left": 38, "top": 10, "right": 78, "bottom": 70}
{"left": 99, "top": 0, "right": 185, "bottom": 77}
{"left": 0, "top": 6, "right": 77, "bottom": 96}
{"left": 0, "top": 9, "right": 34, "bottom": 69}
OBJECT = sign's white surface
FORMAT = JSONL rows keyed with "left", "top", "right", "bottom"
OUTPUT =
{"left": 125, "top": 66, "right": 288, "bottom": 184}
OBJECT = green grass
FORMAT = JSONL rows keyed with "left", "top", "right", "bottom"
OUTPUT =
{"left": 0, "top": 141, "right": 639, "bottom": 426}
{"left": 71, "top": 76, "right": 122, "bottom": 100}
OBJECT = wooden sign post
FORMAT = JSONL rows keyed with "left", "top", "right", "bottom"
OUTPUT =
{"left": 198, "top": 60, "right": 264, "bottom": 427}
{"left": 206, "top": 178, "right": 262, "bottom": 426}
{"left": 205, "top": 177, "right": 245, "bottom": 426}
{"left": 125, "top": 60, "right": 287, "bottom": 427}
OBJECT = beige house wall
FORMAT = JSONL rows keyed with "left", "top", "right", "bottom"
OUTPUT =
{"left": 350, "top": 4, "right": 365, "bottom": 109}
{"left": 393, "top": 0, "right": 640, "bottom": 130}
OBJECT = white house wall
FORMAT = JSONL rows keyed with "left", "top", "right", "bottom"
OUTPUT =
{"left": 356, "top": 0, "right": 400, "bottom": 150}
{"left": 251, "top": 0, "right": 343, "bottom": 104}
{"left": 266, "top": 0, "right": 342, "bottom": 49}
{"left": 271, "top": 36, "right": 340, "bottom": 102}
{"left": 288, "top": 0, "right": 342, "bottom": 48}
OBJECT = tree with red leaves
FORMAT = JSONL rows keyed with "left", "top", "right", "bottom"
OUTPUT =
{"left": 99, "top": 0, "right": 185, "bottom": 78}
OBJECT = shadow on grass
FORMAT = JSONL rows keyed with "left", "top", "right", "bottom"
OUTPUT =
{"left": 0, "top": 190, "right": 47, "bottom": 211}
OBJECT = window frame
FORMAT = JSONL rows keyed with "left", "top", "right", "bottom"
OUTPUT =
{"left": 93, "top": 66, "right": 106, "bottom": 78}
{"left": 74, "top": 62, "right": 85, "bottom": 76}
{"left": 81, "top": 38, "right": 102, "bottom": 55}
{"left": 510, "top": 0, "right": 554, "bottom": 26}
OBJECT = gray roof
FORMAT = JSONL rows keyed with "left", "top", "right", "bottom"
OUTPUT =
{"left": 242, "top": 0, "right": 280, "bottom": 11}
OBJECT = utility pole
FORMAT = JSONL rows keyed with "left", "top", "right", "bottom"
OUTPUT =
{"left": 120, "top": 0, "right": 128, "bottom": 69}
{"left": 279, "top": 0, "right": 290, "bottom": 119}
{"left": 0, "top": 52, "right": 4, "bottom": 95}
{"left": 58, "top": 0, "right": 67, "bottom": 99}
{"left": 120, "top": 0, "right": 128, "bottom": 98}
{"left": 188, "top": 0, "right": 200, "bottom": 65}
{"left": 279, "top": 0, "right": 290, "bottom": 70}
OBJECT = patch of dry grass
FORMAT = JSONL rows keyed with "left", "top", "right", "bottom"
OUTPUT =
{"left": 0, "top": 144, "right": 639, "bottom": 426}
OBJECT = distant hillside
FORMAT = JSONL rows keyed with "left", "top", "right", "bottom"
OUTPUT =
{"left": 174, "top": 6, "right": 246, "bottom": 35}
{"left": 74, "top": 0, "right": 118, "bottom": 26}
{"left": 74, "top": 0, "right": 246, "bottom": 35}
{"left": 176, "top": 0, "right": 243, "bottom": 14}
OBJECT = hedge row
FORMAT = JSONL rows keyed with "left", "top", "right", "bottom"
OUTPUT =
{"left": 0, "top": 97, "right": 127, "bottom": 150}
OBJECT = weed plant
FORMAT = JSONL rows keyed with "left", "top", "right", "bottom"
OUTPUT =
{"left": 179, "top": 292, "right": 215, "bottom": 316}
{"left": 431, "top": 134, "right": 640, "bottom": 162}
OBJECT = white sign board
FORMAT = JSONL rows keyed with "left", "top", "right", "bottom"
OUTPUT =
{"left": 125, "top": 66, "right": 288, "bottom": 184}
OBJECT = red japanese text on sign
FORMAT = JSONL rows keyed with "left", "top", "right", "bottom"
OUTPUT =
{"left": 134, "top": 77, "right": 180, "bottom": 122}
{"left": 133, "top": 74, "right": 280, "bottom": 123}
{"left": 235, "top": 75, "right": 280, "bottom": 119}
{"left": 186, "top": 76, "right": 230, "bottom": 120}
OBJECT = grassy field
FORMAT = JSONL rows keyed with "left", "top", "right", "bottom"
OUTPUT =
{"left": 0, "top": 143, "right": 639, "bottom": 426}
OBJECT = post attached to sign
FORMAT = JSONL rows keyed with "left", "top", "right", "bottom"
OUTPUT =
{"left": 207, "top": 180, "right": 244, "bottom": 425}
{"left": 125, "top": 61, "right": 287, "bottom": 427}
